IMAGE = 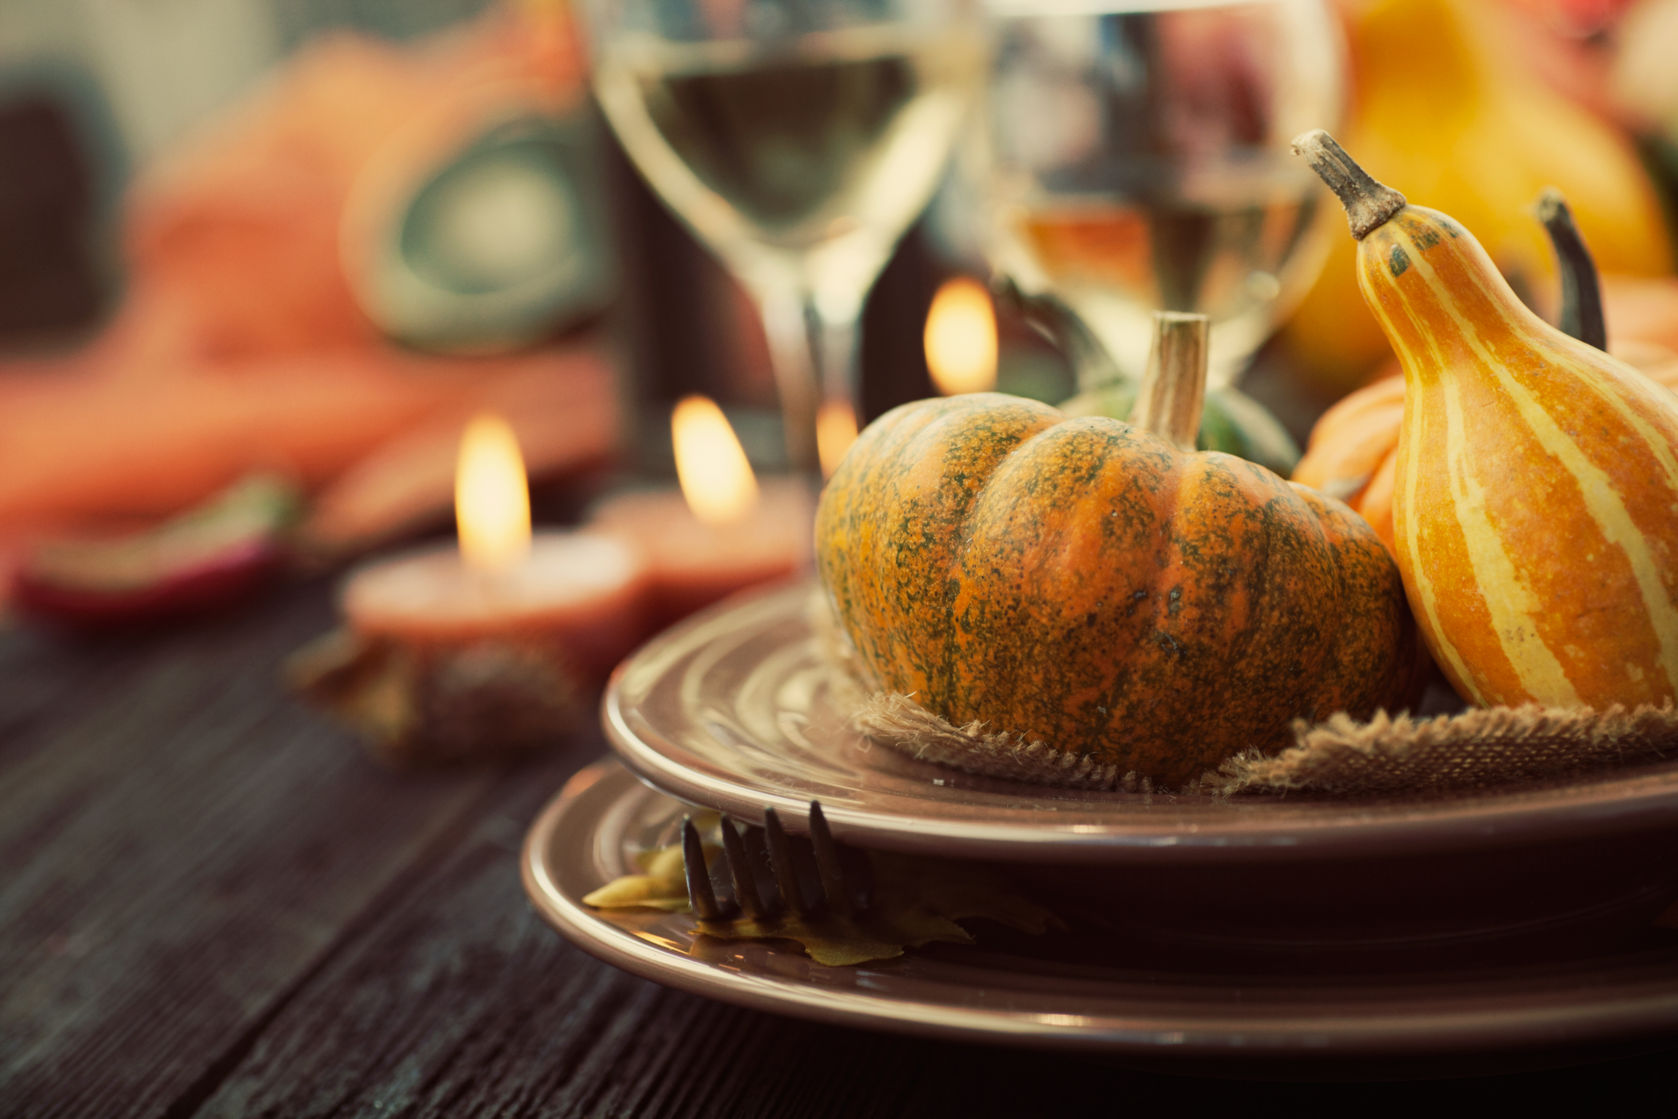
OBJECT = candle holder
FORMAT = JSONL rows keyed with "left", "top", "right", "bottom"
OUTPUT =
{"left": 585, "top": 395, "right": 816, "bottom": 629}
{"left": 291, "top": 415, "right": 651, "bottom": 764}
{"left": 287, "top": 627, "right": 587, "bottom": 766}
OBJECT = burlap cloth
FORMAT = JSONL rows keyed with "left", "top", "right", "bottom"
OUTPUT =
{"left": 853, "top": 691, "right": 1678, "bottom": 797}
{"left": 818, "top": 601, "right": 1678, "bottom": 797}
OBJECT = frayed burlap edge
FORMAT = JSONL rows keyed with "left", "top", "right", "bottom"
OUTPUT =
{"left": 812, "top": 591, "right": 1678, "bottom": 798}
{"left": 1213, "top": 703, "right": 1678, "bottom": 797}
{"left": 853, "top": 693, "right": 1154, "bottom": 793}
{"left": 849, "top": 691, "right": 1678, "bottom": 799}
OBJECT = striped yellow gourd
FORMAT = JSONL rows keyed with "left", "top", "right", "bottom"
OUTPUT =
{"left": 1296, "top": 130, "right": 1678, "bottom": 710}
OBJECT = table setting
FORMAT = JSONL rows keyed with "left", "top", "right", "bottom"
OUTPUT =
{"left": 6, "top": 0, "right": 1678, "bottom": 1111}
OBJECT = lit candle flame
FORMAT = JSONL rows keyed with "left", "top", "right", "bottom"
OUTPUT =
{"left": 672, "top": 395, "right": 758, "bottom": 525}
{"left": 816, "top": 399, "right": 858, "bottom": 478}
{"left": 455, "top": 413, "right": 531, "bottom": 574}
{"left": 924, "top": 277, "right": 998, "bottom": 395}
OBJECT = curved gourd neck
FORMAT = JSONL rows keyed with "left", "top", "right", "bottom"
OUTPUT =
{"left": 1354, "top": 213, "right": 1548, "bottom": 386}
{"left": 1294, "top": 128, "right": 1551, "bottom": 388}
{"left": 1374, "top": 190, "right": 1613, "bottom": 379}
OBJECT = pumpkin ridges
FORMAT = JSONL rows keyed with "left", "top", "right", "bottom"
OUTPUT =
{"left": 919, "top": 400, "right": 1059, "bottom": 705}
{"left": 1160, "top": 456, "right": 1343, "bottom": 753}
{"left": 949, "top": 420, "right": 1183, "bottom": 770}
{"left": 1292, "top": 483, "right": 1422, "bottom": 717}
{"left": 948, "top": 431, "right": 1404, "bottom": 785}
{"left": 816, "top": 401, "right": 920, "bottom": 688}
{"left": 816, "top": 393, "right": 1061, "bottom": 703}
{"left": 1126, "top": 454, "right": 1354, "bottom": 773}
{"left": 819, "top": 377, "right": 1419, "bottom": 784}
{"left": 1123, "top": 458, "right": 1285, "bottom": 772}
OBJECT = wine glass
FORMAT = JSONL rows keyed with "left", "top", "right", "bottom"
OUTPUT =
{"left": 979, "top": 0, "right": 1344, "bottom": 388}
{"left": 585, "top": 0, "right": 984, "bottom": 473}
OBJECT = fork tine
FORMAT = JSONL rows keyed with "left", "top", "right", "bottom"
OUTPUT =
{"left": 739, "top": 823, "right": 779, "bottom": 918}
{"left": 762, "top": 808, "right": 811, "bottom": 917}
{"left": 808, "top": 802, "right": 851, "bottom": 919}
{"left": 683, "top": 804, "right": 869, "bottom": 927}
{"left": 681, "top": 817, "right": 725, "bottom": 922}
{"left": 718, "top": 817, "right": 768, "bottom": 921}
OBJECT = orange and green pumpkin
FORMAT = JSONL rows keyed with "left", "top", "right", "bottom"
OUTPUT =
{"left": 815, "top": 315, "right": 1422, "bottom": 787}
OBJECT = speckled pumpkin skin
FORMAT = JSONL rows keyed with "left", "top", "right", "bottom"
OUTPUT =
{"left": 815, "top": 392, "right": 1422, "bottom": 786}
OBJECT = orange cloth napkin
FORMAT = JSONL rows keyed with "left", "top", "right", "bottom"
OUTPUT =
{"left": 0, "top": 4, "right": 612, "bottom": 559}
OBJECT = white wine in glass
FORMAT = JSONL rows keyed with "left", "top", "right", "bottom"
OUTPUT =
{"left": 983, "top": 0, "right": 1344, "bottom": 387}
{"left": 590, "top": 5, "right": 984, "bottom": 471}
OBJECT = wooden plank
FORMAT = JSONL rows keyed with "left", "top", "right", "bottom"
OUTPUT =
{"left": 185, "top": 754, "right": 1678, "bottom": 1117}
{"left": 0, "top": 581, "right": 554, "bottom": 1118}
{"left": 7, "top": 583, "right": 1678, "bottom": 1115}
{"left": 189, "top": 763, "right": 673, "bottom": 1119}
{"left": 0, "top": 618, "right": 144, "bottom": 769}
{"left": 193, "top": 763, "right": 976, "bottom": 1119}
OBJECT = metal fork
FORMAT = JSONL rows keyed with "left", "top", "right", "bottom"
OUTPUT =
{"left": 680, "top": 802, "right": 872, "bottom": 923}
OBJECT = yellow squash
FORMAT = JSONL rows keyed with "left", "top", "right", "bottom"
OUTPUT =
{"left": 1297, "top": 129, "right": 1678, "bottom": 709}
{"left": 1282, "top": 0, "right": 1672, "bottom": 392}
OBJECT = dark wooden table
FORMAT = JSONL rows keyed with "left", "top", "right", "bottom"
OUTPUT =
{"left": 3, "top": 577, "right": 1674, "bottom": 1117}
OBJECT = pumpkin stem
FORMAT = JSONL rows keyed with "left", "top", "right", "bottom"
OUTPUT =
{"left": 1535, "top": 188, "right": 1609, "bottom": 352}
{"left": 1291, "top": 130, "right": 1407, "bottom": 241}
{"left": 1129, "top": 312, "right": 1209, "bottom": 450}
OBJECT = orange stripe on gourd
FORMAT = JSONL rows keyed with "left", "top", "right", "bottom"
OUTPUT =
{"left": 1299, "top": 129, "right": 1678, "bottom": 709}
{"left": 1395, "top": 374, "right": 1523, "bottom": 703}
{"left": 1400, "top": 225, "right": 1678, "bottom": 703}
{"left": 1293, "top": 200, "right": 1678, "bottom": 562}
{"left": 1380, "top": 209, "right": 1678, "bottom": 705}
{"left": 1448, "top": 362, "right": 1674, "bottom": 705}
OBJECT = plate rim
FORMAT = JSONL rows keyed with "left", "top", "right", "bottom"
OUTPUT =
{"left": 601, "top": 582, "right": 1678, "bottom": 865}
{"left": 522, "top": 761, "right": 1678, "bottom": 1056}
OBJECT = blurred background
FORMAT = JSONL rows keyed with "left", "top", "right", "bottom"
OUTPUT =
{"left": 2, "top": 0, "right": 1676, "bottom": 628}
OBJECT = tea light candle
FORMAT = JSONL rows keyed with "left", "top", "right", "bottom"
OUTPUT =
{"left": 341, "top": 414, "right": 649, "bottom": 675}
{"left": 588, "top": 396, "right": 814, "bottom": 623}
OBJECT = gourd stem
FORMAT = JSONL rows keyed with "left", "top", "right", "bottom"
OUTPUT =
{"left": 1291, "top": 130, "right": 1407, "bottom": 241}
{"left": 1536, "top": 188, "right": 1608, "bottom": 352}
{"left": 1129, "top": 312, "right": 1208, "bottom": 450}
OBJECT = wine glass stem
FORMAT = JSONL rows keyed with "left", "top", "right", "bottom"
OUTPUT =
{"left": 759, "top": 285, "right": 861, "bottom": 479}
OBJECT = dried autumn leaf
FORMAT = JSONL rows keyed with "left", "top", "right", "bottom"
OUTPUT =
{"left": 586, "top": 826, "right": 1062, "bottom": 967}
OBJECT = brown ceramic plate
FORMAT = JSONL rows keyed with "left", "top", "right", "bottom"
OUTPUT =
{"left": 601, "top": 581, "right": 1678, "bottom": 866}
{"left": 522, "top": 761, "right": 1678, "bottom": 1059}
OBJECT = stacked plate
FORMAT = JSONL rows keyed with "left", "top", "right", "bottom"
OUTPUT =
{"left": 522, "top": 582, "right": 1678, "bottom": 1065}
